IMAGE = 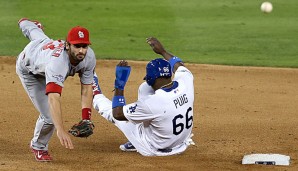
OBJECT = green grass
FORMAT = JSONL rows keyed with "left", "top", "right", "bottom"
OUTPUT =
{"left": 1, "top": 0, "right": 298, "bottom": 67}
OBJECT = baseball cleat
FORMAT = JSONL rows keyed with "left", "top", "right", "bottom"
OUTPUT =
{"left": 18, "top": 18, "right": 44, "bottom": 30}
{"left": 92, "top": 73, "right": 102, "bottom": 96}
{"left": 30, "top": 146, "right": 53, "bottom": 162}
{"left": 119, "top": 142, "right": 137, "bottom": 152}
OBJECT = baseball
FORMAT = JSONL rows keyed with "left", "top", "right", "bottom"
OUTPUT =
{"left": 261, "top": 2, "right": 273, "bottom": 13}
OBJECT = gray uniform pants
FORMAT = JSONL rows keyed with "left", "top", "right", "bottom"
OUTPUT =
{"left": 16, "top": 20, "right": 54, "bottom": 150}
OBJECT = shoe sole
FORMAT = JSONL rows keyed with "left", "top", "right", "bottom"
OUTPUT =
{"left": 34, "top": 158, "right": 52, "bottom": 162}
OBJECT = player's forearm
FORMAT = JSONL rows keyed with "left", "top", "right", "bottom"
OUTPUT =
{"left": 114, "top": 88, "right": 124, "bottom": 96}
{"left": 48, "top": 93, "right": 64, "bottom": 131}
{"left": 112, "top": 61, "right": 130, "bottom": 121}
{"left": 81, "top": 84, "right": 93, "bottom": 109}
{"left": 112, "top": 89, "right": 127, "bottom": 121}
{"left": 160, "top": 51, "right": 174, "bottom": 61}
{"left": 81, "top": 84, "right": 93, "bottom": 120}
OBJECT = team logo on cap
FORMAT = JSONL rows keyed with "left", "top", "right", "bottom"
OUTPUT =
{"left": 78, "top": 31, "right": 84, "bottom": 38}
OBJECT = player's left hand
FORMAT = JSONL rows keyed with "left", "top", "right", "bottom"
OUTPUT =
{"left": 146, "top": 37, "right": 166, "bottom": 55}
{"left": 69, "top": 120, "right": 95, "bottom": 138}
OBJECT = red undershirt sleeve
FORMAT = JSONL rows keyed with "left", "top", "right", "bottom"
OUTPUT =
{"left": 46, "top": 82, "right": 62, "bottom": 95}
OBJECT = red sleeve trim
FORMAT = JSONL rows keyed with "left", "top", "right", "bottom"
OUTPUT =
{"left": 46, "top": 82, "right": 62, "bottom": 95}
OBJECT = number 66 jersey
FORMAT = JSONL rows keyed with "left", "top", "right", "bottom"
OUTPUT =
{"left": 123, "top": 66, "right": 194, "bottom": 155}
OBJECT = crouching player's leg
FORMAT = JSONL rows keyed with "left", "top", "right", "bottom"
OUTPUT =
{"left": 92, "top": 72, "right": 137, "bottom": 152}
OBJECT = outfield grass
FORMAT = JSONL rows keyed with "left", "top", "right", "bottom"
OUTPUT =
{"left": 1, "top": 0, "right": 297, "bottom": 67}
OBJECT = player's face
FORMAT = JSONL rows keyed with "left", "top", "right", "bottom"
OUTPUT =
{"left": 68, "top": 43, "right": 89, "bottom": 64}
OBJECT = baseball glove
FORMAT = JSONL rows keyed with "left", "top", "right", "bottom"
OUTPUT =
{"left": 69, "top": 120, "right": 95, "bottom": 138}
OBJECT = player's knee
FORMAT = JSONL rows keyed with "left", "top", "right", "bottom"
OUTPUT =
{"left": 41, "top": 114, "right": 54, "bottom": 124}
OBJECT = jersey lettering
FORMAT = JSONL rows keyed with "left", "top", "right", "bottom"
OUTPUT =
{"left": 42, "top": 42, "right": 55, "bottom": 50}
{"left": 173, "top": 94, "right": 188, "bottom": 108}
{"left": 52, "top": 48, "right": 63, "bottom": 57}
{"left": 172, "top": 107, "right": 193, "bottom": 135}
{"left": 128, "top": 104, "right": 138, "bottom": 113}
{"left": 42, "top": 41, "right": 64, "bottom": 57}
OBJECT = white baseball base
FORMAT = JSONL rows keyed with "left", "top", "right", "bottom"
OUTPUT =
{"left": 242, "top": 154, "right": 290, "bottom": 166}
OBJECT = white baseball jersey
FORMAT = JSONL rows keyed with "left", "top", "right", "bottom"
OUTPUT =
{"left": 123, "top": 66, "right": 194, "bottom": 154}
{"left": 93, "top": 66, "right": 194, "bottom": 156}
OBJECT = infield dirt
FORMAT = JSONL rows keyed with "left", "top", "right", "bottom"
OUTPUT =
{"left": 0, "top": 56, "right": 297, "bottom": 171}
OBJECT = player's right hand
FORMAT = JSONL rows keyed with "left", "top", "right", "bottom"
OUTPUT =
{"left": 57, "top": 129, "right": 74, "bottom": 149}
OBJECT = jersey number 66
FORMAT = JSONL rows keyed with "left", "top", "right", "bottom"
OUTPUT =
{"left": 172, "top": 107, "right": 193, "bottom": 135}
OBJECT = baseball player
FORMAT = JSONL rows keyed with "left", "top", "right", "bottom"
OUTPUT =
{"left": 92, "top": 37, "right": 195, "bottom": 156}
{"left": 16, "top": 18, "right": 96, "bottom": 161}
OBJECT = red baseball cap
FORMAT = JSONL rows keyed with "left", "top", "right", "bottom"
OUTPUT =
{"left": 67, "top": 26, "right": 91, "bottom": 45}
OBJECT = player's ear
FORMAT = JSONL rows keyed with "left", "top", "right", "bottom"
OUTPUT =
{"left": 65, "top": 42, "right": 70, "bottom": 50}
